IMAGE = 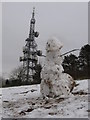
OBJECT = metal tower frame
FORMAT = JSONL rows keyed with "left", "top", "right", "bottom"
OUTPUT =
{"left": 20, "top": 7, "right": 41, "bottom": 82}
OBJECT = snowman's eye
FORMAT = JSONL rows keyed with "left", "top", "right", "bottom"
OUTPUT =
{"left": 68, "top": 76, "right": 71, "bottom": 78}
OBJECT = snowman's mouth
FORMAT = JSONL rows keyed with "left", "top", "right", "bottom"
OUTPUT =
{"left": 46, "top": 48, "right": 60, "bottom": 53}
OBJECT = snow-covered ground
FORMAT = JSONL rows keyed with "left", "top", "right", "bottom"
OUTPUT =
{"left": 0, "top": 88, "right": 2, "bottom": 119}
{"left": 0, "top": 79, "right": 89, "bottom": 118}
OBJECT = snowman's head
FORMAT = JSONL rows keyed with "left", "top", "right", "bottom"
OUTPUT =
{"left": 46, "top": 37, "right": 63, "bottom": 53}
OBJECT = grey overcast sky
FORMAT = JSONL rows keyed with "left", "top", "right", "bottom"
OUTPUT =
{"left": 2, "top": 2, "right": 88, "bottom": 78}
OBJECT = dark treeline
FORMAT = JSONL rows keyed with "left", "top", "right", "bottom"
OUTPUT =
{"left": 2, "top": 64, "right": 42, "bottom": 87}
{"left": 2, "top": 44, "right": 90, "bottom": 87}
{"left": 62, "top": 44, "right": 90, "bottom": 80}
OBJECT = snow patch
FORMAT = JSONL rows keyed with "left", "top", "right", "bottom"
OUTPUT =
{"left": 2, "top": 79, "right": 88, "bottom": 118}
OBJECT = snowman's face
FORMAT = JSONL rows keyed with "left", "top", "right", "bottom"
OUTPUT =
{"left": 46, "top": 38, "right": 63, "bottom": 52}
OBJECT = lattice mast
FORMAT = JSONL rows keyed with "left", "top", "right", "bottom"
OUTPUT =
{"left": 20, "top": 7, "right": 40, "bottom": 82}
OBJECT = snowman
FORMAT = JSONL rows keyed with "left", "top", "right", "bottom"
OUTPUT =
{"left": 40, "top": 37, "right": 75, "bottom": 98}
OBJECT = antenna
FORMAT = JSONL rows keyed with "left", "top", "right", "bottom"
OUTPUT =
{"left": 20, "top": 8, "right": 42, "bottom": 83}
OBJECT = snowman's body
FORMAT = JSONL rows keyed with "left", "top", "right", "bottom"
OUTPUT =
{"left": 40, "top": 37, "right": 75, "bottom": 98}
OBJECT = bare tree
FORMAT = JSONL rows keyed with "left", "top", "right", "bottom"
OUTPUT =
{"left": 0, "top": 76, "right": 6, "bottom": 87}
{"left": 9, "top": 65, "right": 25, "bottom": 82}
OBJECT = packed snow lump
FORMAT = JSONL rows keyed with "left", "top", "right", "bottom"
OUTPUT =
{"left": 40, "top": 37, "right": 75, "bottom": 98}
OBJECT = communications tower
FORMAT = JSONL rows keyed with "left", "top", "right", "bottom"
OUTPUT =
{"left": 20, "top": 7, "right": 42, "bottom": 82}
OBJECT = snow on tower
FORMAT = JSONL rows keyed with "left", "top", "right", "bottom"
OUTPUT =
{"left": 20, "top": 7, "right": 41, "bottom": 82}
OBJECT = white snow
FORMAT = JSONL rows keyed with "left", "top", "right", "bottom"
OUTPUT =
{"left": 1, "top": 38, "right": 89, "bottom": 118}
{"left": 0, "top": 88, "right": 2, "bottom": 119}
{"left": 1, "top": 79, "right": 88, "bottom": 118}
{"left": 40, "top": 38, "right": 76, "bottom": 98}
